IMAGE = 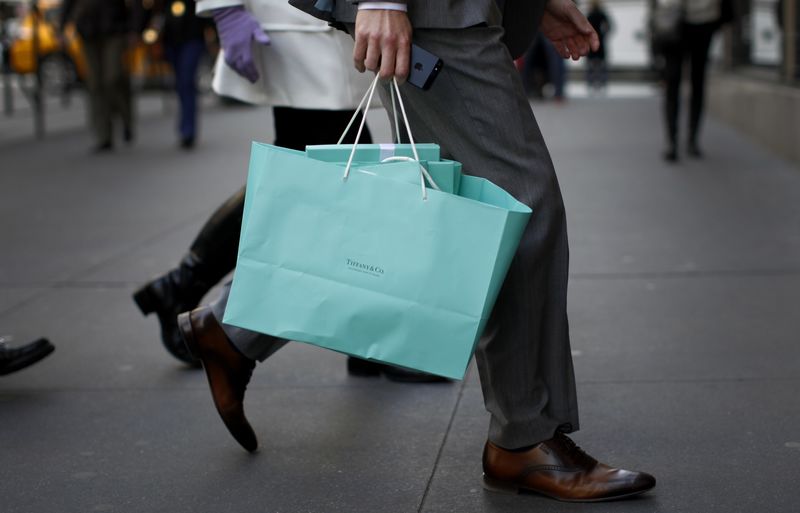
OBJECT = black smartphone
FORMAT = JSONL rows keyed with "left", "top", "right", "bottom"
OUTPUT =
{"left": 407, "top": 44, "right": 443, "bottom": 90}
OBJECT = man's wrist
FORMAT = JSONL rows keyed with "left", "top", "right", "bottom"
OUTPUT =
{"left": 357, "top": 2, "right": 408, "bottom": 12}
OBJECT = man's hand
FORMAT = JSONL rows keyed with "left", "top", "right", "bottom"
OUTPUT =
{"left": 540, "top": 0, "right": 600, "bottom": 61}
{"left": 353, "top": 10, "right": 412, "bottom": 82}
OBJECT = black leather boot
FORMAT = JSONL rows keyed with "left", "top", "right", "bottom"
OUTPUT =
{"left": 134, "top": 189, "right": 245, "bottom": 365}
{"left": 134, "top": 253, "right": 215, "bottom": 365}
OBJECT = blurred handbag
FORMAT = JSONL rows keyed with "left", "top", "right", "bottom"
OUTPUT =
{"left": 224, "top": 76, "right": 531, "bottom": 379}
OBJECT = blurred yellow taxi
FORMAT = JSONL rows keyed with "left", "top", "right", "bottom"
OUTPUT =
{"left": 8, "top": 0, "right": 171, "bottom": 92}
{"left": 8, "top": 0, "right": 84, "bottom": 89}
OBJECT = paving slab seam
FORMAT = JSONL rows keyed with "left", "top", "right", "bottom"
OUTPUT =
{"left": 577, "top": 377, "right": 800, "bottom": 385}
{"left": 2, "top": 265, "right": 799, "bottom": 289}
{"left": 0, "top": 383, "right": 455, "bottom": 393}
{"left": 570, "top": 268, "right": 800, "bottom": 280}
{"left": 416, "top": 367, "right": 471, "bottom": 513}
{"left": 0, "top": 212, "right": 215, "bottom": 319}
{"left": 3, "top": 377, "right": 798, "bottom": 394}
{"left": 0, "top": 281, "right": 140, "bottom": 289}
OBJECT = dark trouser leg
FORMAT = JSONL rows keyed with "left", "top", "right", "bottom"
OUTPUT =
{"left": 662, "top": 44, "right": 684, "bottom": 149}
{"left": 81, "top": 39, "right": 110, "bottom": 145}
{"left": 103, "top": 35, "right": 132, "bottom": 139}
{"left": 588, "top": 57, "right": 608, "bottom": 88}
{"left": 544, "top": 39, "right": 566, "bottom": 99}
{"left": 686, "top": 23, "right": 715, "bottom": 146}
{"left": 211, "top": 284, "right": 287, "bottom": 362}
{"left": 376, "top": 25, "right": 578, "bottom": 448}
{"left": 172, "top": 39, "right": 204, "bottom": 141}
{"left": 600, "top": 58, "right": 608, "bottom": 87}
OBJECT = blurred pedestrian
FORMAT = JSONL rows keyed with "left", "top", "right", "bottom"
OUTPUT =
{"left": 158, "top": 0, "right": 213, "bottom": 149}
{"left": 524, "top": 33, "right": 567, "bottom": 102}
{"left": 0, "top": 336, "right": 54, "bottom": 376}
{"left": 586, "top": 0, "right": 612, "bottom": 91}
{"left": 60, "top": 0, "right": 142, "bottom": 152}
{"left": 658, "top": 0, "right": 731, "bottom": 162}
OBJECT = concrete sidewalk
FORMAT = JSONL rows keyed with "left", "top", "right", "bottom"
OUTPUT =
{"left": 1, "top": 89, "right": 799, "bottom": 513}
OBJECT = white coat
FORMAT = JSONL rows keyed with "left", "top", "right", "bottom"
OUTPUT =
{"left": 196, "top": 0, "right": 373, "bottom": 109}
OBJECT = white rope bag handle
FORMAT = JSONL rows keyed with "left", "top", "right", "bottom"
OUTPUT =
{"left": 337, "top": 75, "right": 439, "bottom": 200}
{"left": 337, "top": 74, "right": 402, "bottom": 146}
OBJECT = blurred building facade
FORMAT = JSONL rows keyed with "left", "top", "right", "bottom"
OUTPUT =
{"left": 584, "top": 0, "right": 799, "bottom": 164}
{"left": 727, "top": 0, "right": 796, "bottom": 77}
{"left": 569, "top": 0, "right": 799, "bottom": 164}
{"left": 710, "top": 0, "right": 799, "bottom": 164}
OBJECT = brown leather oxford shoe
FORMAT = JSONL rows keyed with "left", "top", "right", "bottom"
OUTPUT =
{"left": 482, "top": 433, "right": 655, "bottom": 502}
{"left": 179, "top": 306, "right": 258, "bottom": 453}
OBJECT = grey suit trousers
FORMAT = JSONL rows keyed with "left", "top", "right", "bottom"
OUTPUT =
{"left": 211, "top": 24, "right": 580, "bottom": 449}
{"left": 82, "top": 35, "right": 133, "bottom": 145}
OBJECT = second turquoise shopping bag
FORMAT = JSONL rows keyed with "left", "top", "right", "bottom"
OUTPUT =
{"left": 224, "top": 141, "right": 531, "bottom": 379}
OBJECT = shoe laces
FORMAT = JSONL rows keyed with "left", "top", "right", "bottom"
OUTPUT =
{"left": 555, "top": 432, "right": 595, "bottom": 465}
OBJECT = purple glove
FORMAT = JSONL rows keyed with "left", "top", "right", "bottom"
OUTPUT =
{"left": 212, "top": 7, "right": 271, "bottom": 83}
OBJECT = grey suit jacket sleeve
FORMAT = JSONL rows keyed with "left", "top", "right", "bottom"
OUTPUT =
{"left": 290, "top": 0, "right": 502, "bottom": 29}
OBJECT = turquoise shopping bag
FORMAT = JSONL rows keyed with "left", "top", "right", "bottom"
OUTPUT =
{"left": 224, "top": 142, "right": 531, "bottom": 379}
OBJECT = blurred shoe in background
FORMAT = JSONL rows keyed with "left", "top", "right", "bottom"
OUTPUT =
{"left": 0, "top": 337, "right": 55, "bottom": 376}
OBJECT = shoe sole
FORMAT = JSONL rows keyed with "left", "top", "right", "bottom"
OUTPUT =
{"left": 482, "top": 474, "right": 654, "bottom": 503}
{"left": 177, "top": 311, "right": 199, "bottom": 362}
